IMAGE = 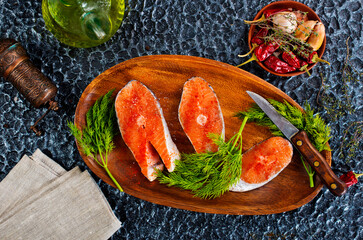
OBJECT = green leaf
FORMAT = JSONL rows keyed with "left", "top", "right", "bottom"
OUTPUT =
{"left": 68, "top": 89, "right": 123, "bottom": 192}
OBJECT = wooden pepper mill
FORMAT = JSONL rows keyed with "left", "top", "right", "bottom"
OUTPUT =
{"left": 0, "top": 39, "right": 59, "bottom": 136}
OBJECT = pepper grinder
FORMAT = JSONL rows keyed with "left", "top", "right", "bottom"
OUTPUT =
{"left": 0, "top": 39, "right": 59, "bottom": 136}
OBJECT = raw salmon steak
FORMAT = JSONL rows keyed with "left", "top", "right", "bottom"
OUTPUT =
{"left": 115, "top": 80, "right": 180, "bottom": 181}
{"left": 230, "top": 137, "right": 293, "bottom": 192}
{"left": 178, "top": 77, "right": 225, "bottom": 153}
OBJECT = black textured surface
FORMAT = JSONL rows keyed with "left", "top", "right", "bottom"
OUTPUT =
{"left": 0, "top": 0, "right": 362, "bottom": 239}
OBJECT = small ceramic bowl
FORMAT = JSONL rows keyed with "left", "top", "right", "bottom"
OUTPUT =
{"left": 247, "top": 0, "right": 326, "bottom": 77}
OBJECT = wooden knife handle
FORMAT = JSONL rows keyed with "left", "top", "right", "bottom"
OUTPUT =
{"left": 291, "top": 131, "right": 347, "bottom": 196}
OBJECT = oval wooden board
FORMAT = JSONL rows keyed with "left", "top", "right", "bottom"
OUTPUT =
{"left": 74, "top": 55, "right": 331, "bottom": 215}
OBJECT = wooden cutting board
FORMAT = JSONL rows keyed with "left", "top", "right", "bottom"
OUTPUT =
{"left": 74, "top": 55, "right": 331, "bottom": 215}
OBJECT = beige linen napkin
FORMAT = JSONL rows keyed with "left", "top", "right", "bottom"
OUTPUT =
{"left": 0, "top": 149, "right": 121, "bottom": 240}
{"left": 0, "top": 150, "right": 66, "bottom": 219}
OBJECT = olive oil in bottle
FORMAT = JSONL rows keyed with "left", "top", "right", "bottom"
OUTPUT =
{"left": 42, "top": 0, "right": 125, "bottom": 48}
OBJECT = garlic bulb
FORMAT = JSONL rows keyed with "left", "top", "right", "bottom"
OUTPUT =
{"left": 271, "top": 11, "right": 298, "bottom": 34}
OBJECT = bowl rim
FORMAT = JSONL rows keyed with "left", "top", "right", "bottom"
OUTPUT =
{"left": 247, "top": 0, "right": 326, "bottom": 77}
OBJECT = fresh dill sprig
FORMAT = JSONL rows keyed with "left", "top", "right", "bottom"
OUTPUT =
{"left": 236, "top": 99, "right": 331, "bottom": 152}
{"left": 236, "top": 100, "right": 331, "bottom": 188}
{"left": 68, "top": 89, "right": 123, "bottom": 192}
{"left": 157, "top": 117, "right": 249, "bottom": 199}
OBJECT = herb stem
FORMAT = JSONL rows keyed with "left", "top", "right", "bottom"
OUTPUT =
{"left": 98, "top": 144, "right": 106, "bottom": 166}
{"left": 248, "top": 18, "right": 314, "bottom": 56}
{"left": 301, "top": 156, "right": 315, "bottom": 188}
{"left": 68, "top": 89, "right": 124, "bottom": 193}
{"left": 103, "top": 153, "right": 123, "bottom": 192}
{"left": 231, "top": 117, "right": 249, "bottom": 151}
{"left": 97, "top": 140, "right": 123, "bottom": 192}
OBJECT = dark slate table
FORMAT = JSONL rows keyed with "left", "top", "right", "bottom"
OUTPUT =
{"left": 0, "top": 0, "right": 362, "bottom": 239}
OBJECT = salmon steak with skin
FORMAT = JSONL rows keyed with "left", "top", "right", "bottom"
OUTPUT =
{"left": 115, "top": 80, "right": 180, "bottom": 181}
{"left": 230, "top": 137, "right": 293, "bottom": 192}
{"left": 178, "top": 77, "right": 225, "bottom": 153}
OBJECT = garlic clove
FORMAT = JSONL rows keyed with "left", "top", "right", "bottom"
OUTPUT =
{"left": 271, "top": 11, "right": 298, "bottom": 34}
{"left": 295, "top": 20, "right": 318, "bottom": 41}
{"left": 294, "top": 10, "right": 309, "bottom": 24}
{"left": 307, "top": 22, "right": 325, "bottom": 51}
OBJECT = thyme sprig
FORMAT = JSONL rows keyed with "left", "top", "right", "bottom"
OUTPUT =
{"left": 316, "top": 37, "right": 362, "bottom": 162}
{"left": 316, "top": 73, "right": 354, "bottom": 122}
{"left": 157, "top": 117, "right": 249, "bottom": 199}
{"left": 316, "top": 37, "right": 361, "bottom": 121}
{"left": 339, "top": 121, "right": 362, "bottom": 163}
{"left": 246, "top": 14, "right": 314, "bottom": 57}
{"left": 68, "top": 90, "right": 123, "bottom": 192}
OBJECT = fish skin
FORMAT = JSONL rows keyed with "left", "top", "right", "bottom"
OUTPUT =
{"left": 230, "top": 137, "right": 293, "bottom": 192}
{"left": 115, "top": 80, "right": 180, "bottom": 181}
{"left": 178, "top": 77, "right": 225, "bottom": 153}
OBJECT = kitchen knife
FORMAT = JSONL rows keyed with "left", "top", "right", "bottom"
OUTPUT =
{"left": 246, "top": 91, "right": 347, "bottom": 196}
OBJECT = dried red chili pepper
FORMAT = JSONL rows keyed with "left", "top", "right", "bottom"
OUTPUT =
{"left": 282, "top": 51, "right": 300, "bottom": 69}
{"left": 307, "top": 51, "right": 330, "bottom": 65}
{"left": 264, "top": 55, "right": 296, "bottom": 73}
{"left": 251, "top": 28, "right": 269, "bottom": 45}
{"left": 255, "top": 41, "right": 280, "bottom": 61}
{"left": 237, "top": 41, "right": 280, "bottom": 67}
{"left": 239, "top": 29, "right": 269, "bottom": 58}
{"left": 340, "top": 171, "right": 362, "bottom": 187}
{"left": 297, "top": 50, "right": 330, "bottom": 65}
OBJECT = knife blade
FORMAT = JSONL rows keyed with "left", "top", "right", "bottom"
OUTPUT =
{"left": 247, "top": 91, "right": 347, "bottom": 196}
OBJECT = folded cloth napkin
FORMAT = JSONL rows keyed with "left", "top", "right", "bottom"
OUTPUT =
{"left": 0, "top": 150, "right": 67, "bottom": 219}
{"left": 0, "top": 149, "right": 121, "bottom": 240}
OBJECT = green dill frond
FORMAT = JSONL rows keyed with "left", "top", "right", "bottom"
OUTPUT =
{"left": 157, "top": 117, "right": 248, "bottom": 199}
{"left": 92, "top": 98, "right": 100, "bottom": 131}
{"left": 208, "top": 133, "right": 225, "bottom": 147}
{"left": 86, "top": 107, "right": 94, "bottom": 132}
{"left": 67, "top": 121, "right": 95, "bottom": 159}
{"left": 236, "top": 100, "right": 331, "bottom": 153}
{"left": 68, "top": 89, "right": 123, "bottom": 192}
